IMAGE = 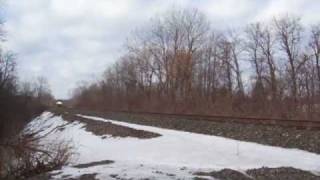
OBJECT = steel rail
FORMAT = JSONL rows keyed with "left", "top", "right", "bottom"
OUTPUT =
{"left": 102, "top": 110, "right": 320, "bottom": 130}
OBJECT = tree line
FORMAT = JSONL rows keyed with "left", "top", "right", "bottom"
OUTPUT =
{"left": 0, "top": 26, "right": 53, "bottom": 140}
{"left": 72, "top": 9, "right": 320, "bottom": 120}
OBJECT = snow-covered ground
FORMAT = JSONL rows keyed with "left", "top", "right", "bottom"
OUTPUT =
{"left": 26, "top": 112, "right": 320, "bottom": 179}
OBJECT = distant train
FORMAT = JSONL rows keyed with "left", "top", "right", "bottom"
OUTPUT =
{"left": 56, "top": 100, "right": 63, "bottom": 107}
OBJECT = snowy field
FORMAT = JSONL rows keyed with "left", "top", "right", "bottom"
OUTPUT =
{"left": 25, "top": 112, "right": 320, "bottom": 179}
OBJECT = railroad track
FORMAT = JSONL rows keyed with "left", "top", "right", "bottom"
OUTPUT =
{"left": 67, "top": 107, "right": 320, "bottom": 130}
{"left": 102, "top": 110, "right": 320, "bottom": 130}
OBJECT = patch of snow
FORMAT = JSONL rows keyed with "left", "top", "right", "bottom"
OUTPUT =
{"left": 26, "top": 112, "right": 320, "bottom": 179}
{"left": 76, "top": 114, "right": 320, "bottom": 171}
{"left": 55, "top": 161, "right": 205, "bottom": 180}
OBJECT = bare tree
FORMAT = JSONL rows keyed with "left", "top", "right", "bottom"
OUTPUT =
{"left": 228, "top": 30, "right": 245, "bottom": 96}
{"left": 274, "top": 16, "right": 305, "bottom": 109}
{"left": 0, "top": 52, "right": 16, "bottom": 93}
{"left": 245, "top": 23, "right": 265, "bottom": 95}
{"left": 34, "top": 76, "right": 53, "bottom": 105}
{"left": 258, "top": 24, "right": 278, "bottom": 100}
{"left": 309, "top": 24, "right": 320, "bottom": 94}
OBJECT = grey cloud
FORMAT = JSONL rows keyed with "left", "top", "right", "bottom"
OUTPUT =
{"left": 3, "top": 0, "right": 320, "bottom": 98}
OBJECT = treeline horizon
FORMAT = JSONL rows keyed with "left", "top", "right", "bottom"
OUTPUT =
{"left": 71, "top": 8, "right": 320, "bottom": 120}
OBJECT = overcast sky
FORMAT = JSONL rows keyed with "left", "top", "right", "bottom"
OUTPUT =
{"left": 2, "top": 0, "right": 320, "bottom": 99}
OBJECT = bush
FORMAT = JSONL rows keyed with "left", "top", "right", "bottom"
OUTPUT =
{"left": 0, "top": 124, "right": 73, "bottom": 179}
